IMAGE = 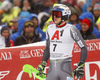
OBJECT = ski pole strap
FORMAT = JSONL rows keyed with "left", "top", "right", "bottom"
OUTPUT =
{"left": 41, "top": 61, "right": 47, "bottom": 67}
{"left": 77, "top": 61, "right": 84, "bottom": 66}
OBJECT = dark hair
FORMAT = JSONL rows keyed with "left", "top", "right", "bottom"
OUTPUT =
{"left": 1, "top": 26, "right": 9, "bottom": 35}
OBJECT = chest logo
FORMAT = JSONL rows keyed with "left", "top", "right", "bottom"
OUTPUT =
{"left": 51, "top": 30, "right": 59, "bottom": 40}
{"left": 51, "top": 30, "right": 64, "bottom": 40}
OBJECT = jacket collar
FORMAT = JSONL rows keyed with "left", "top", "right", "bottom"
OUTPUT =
{"left": 56, "top": 22, "right": 66, "bottom": 28}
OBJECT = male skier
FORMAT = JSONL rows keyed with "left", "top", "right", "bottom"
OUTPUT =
{"left": 36, "top": 4, "right": 88, "bottom": 80}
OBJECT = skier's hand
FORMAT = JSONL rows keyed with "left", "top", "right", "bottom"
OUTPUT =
{"left": 36, "top": 61, "right": 47, "bottom": 75}
{"left": 74, "top": 61, "right": 84, "bottom": 79}
{"left": 34, "top": 61, "right": 47, "bottom": 79}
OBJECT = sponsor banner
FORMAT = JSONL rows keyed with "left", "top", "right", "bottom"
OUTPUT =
{"left": 0, "top": 39, "right": 100, "bottom": 80}
{"left": 0, "top": 46, "right": 46, "bottom": 80}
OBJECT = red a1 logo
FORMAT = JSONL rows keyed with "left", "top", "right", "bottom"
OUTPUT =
{"left": 51, "top": 30, "right": 59, "bottom": 40}
{"left": 51, "top": 30, "right": 64, "bottom": 40}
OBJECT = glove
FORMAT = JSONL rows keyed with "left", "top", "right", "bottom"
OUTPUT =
{"left": 37, "top": 61, "right": 47, "bottom": 73}
{"left": 74, "top": 61, "right": 85, "bottom": 79}
{"left": 35, "top": 61, "right": 47, "bottom": 79}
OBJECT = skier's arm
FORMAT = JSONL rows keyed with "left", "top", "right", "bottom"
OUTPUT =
{"left": 70, "top": 26, "right": 88, "bottom": 62}
{"left": 70, "top": 26, "right": 88, "bottom": 79}
{"left": 42, "top": 32, "right": 50, "bottom": 61}
{"left": 35, "top": 28, "right": 50, "bottom": 79}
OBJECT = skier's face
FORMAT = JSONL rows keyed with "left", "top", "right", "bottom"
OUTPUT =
{"left": 53, "top": 16, "right": 61, "bottom": 24}
{"left": 52, "top": 11, "right": 62, "bottom": 24}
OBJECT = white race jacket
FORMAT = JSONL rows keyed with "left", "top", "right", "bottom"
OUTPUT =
{"left": 42, "top": 23, "right": 88, "bottom": 61}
